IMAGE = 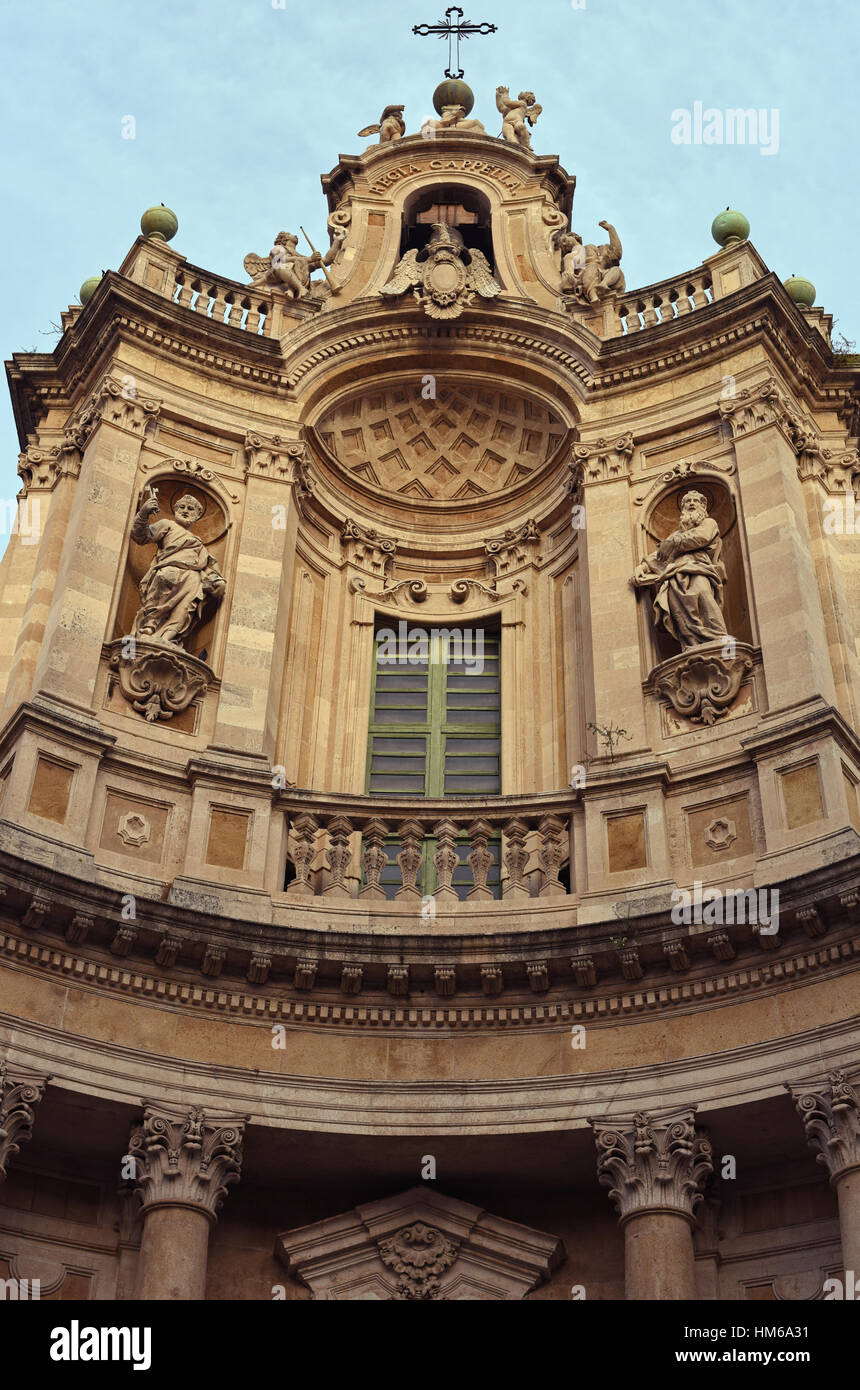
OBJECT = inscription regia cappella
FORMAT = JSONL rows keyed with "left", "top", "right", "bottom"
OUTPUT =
{"left": 369, "top": 158, "right": 523, "bottom": 197}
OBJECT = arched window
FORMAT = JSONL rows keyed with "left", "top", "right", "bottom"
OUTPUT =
{"left": 400, "top": 184, "right": 495, "bottom": 270}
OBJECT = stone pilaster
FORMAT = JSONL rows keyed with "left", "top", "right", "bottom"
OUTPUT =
{"left": 571, "top": 433, "right": 648, "bottom": 751}
{"left": 787, "top": 1070, "right": 860, "bottom": 1277}
{"left": 719, "top": 379, "right": 836, "bottom": 710}
{"left": 590, "top": 1107, "right": 713, "bottom": 1300}
{"left": 0, "top": 1063, "right": 50, "bottom": 1182}
{"left": 128, "top": 1103, "right": 246, "bottom": 1300}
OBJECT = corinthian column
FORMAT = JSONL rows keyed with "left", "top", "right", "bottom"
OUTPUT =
{"left": 590, "top": 1108, "right": 713, "bottom": 1300}
{"left": 0, "top": 1063, "right": 50, "bottom": 1182}
{"left": 787, "top": 1070, "right": 860, "bottom": 1277}
{"left": 128, "top": 1103, "right": 246, "bottom": 1301}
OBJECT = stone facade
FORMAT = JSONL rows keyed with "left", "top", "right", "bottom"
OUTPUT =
{"left": 0, "top": 82, "right": 859, "bottom": 1301}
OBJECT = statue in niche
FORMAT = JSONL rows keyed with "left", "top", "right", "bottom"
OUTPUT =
{"left": 357, "top": 105, "right": 406, "bottom": 143}
{"left": 495, "top": 87, "right": 542, "bottom": 148}
{"left": 631, "top": 490, "right": 730, "bottom": 649}
{"left": 557, "top": 222, "right": 625, "bottom": 305}
{"left": 129, "top": 488, "right": 226, "bottom": 648}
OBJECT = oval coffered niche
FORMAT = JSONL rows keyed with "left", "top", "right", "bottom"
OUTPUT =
{"left": 308, "top": 377, "right": 573, "bottom": 519}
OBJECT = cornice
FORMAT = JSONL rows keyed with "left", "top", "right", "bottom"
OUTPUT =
{"left": 1, "top": 1005, "right": 858, "bottom": 1136}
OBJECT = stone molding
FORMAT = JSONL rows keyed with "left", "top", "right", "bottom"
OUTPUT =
{"left": 275, "top": 1187, "right": 563, "bottom": 1300}
{"left": 0, "top": 1062, "right": 50, "bottom": 1182}
{"left": 719, "top": 376, "right": 859, "bottom": 493}
{"left": 0, "top": 920, "right": 856, "bottom": 1035}
{"left": 127, "top": 1103, "right": 247, "bottom": 1218}
{"left": 786, "top": 1068, "right": 860, "bottom": 1183}
{"left": 590, "top": 1107, "right": 713, "bottom": 1223}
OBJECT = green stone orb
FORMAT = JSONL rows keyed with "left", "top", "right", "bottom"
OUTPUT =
{"left": 784, "top": 275, "right": 816, "bottom": 308}
{"left": 711, "top": 208, "right": 750, "bottom": 247}
{"left": 433, "top": 79, "right": 475, "bottom": 116}
{"left": 140, "top": 205, "right": 179, "bottom": 242}
{"left": 79, "top": 275, "right": 102, "bottom": 305}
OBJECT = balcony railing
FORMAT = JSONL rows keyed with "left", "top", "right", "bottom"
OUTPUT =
{"left": 280, "top": 791, "right": 576, "bottom": 904}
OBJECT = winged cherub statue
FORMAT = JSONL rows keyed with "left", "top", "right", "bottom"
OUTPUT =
{"left": 243, "top": 231, "right": 325, "bottom": 299}
{"left": 495, "top": 87, "right": 542, "bottom": 149}
{"left": 380, "top": 222, "right": 501, "bottom": 320}
{"left": 357, "top": 105, "right": 406, "bottom": 143}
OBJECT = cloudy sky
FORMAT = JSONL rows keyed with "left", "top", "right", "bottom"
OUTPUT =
{"left": 0, "top": 0, "right": 857, "bottom": 503}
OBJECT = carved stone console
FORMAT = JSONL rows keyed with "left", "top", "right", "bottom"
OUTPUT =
{"left": 645, "top": 640, "right": 756, "bottom": 727}
{"left": 106, "top": 638, "right": 214, "bottom": 723}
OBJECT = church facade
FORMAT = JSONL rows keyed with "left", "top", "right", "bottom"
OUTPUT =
{"left": 1, "top": 78, "right": 859, "bottom": 1301}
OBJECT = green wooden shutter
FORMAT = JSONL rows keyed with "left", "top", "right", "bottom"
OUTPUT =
{"left": 366, "top": 623, "right": 501, "bottom": 900}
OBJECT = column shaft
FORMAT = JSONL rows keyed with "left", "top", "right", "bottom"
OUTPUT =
{"left": 136, "top": 1204, "right": 212, "bottom": 1301}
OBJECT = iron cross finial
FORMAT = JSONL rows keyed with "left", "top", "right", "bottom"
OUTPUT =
{"left": 413, "top": 7, "right": 498, "bottom": 80}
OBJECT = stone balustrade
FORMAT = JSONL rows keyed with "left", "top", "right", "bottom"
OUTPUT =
{"left": 613, "top": 268, "right": 713, "bottom": 336}
{"left": 172, "top": 263, "right": 275, "bottom": 336}
{"left": 282, "top": 794, "right": 574, "bottom": 903}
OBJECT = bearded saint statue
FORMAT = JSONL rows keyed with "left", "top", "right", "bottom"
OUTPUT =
{"left": 129, "top": 489, "right": 226, "bottom": 649}
{"left": 631, "top": 490, "right": 730, "bottom": 649}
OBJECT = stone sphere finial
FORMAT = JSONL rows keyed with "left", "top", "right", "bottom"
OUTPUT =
{"left": 433, "top": 78, "right": 474, "bottom": 116}
{"left": 784, "top": 275, "right": 816, "bottom": 308}
{"left": 711, "top": 208, "right": 750, "bottom": 247}
{"left": 79, "top": 275, "right": 103, "bottom": 305}
{"left": 140, "top": 204, "right": 179, "bottom": 243}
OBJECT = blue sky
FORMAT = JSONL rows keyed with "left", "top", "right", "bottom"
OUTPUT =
{"left": 1, "top": 0, "right": 857, "bottom": 503}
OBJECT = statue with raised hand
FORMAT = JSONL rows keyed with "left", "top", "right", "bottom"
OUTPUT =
{"left": 129, "top": 489, "right": 226, "bottom": 649}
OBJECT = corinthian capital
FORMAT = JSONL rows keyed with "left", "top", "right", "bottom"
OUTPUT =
{"left": 786, "top": 1070, "right": 860, "bottom": 1183}
{"left": 0, "top": 1063, "right": 50, "bottom": 1182}
{"left": 590, "top": 1108, "right": 713, "bottom": 1222}
{"left": 569, "top": 432, "right": 634, "bottom": 487}
{"left": 128, "top": 1104, "right": 247, "bottom": 1218}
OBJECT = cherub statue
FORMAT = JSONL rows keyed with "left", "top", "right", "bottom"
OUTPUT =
{"left": 631, "top": 491, "right": 730, "bottom": 649}
{"left": 129, "top": 489, "right": 226, "bottom": 649}
{"left": 243, "top": 231, "right": 325, "bottom": 298}
{"left": 380, "top": 221, "right": 500, "bottom": 320}
{"left": 357, "top": 105, "right": 406, "bottom": 143}
{"left": 557, "top": 221, "right": 625, "bottom": 305}
{"left": 495, "top": 87, "right": 542, "bottom": 148}
{"left": 422, "top": 104, "right": 487, "bottom": 137}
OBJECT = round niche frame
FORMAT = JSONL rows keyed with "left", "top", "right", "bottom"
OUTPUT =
{"left": 633, "top": 462, "right": 755, "bottom": 670}
{"left": 112, "top": 465, "right": 234, "bottom": 675}
{"left": 305, "top": 369, "right": 577, "bottom": 527}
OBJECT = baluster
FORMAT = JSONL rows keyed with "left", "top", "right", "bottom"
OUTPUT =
{"left": 466, "top": 818, "right": 494, "bottom": 901}
{"left": 226, "top": 293, "right": 244, "bottom": 328}
{"left": 538, "top": 814, "right": 566, "bottom": 898}
{"left": 175, "top": 274, "right": 194, "bottom": 310}
{"left": 432, "top": 818, "right": 460, "bottom": 905}
{"left": 395, "top": 819, "right": 423, "bottom": 902}
{"left": 261, "top": 302, "right": 277, "bottom": 336}
{"left": 190, "top": 280, "right": 208, "bottom": 315}
{"left": 675, "top": 283, "right": 694, "bottom": 315}
{"left": 360, "top": 817, "right": 388, "bottom": 900}
{"left": 502, "top": 817, "right": 530, "bottom": 899}
{"left": 323, "top": 814, "right": 353, "bottom": 898}
{"left": 286, "top": 812, "right": 318, "bottom": 897}
{"left": 245, "top": 301, "right": 262, "bottom": 334}
{"left": 690, "top": 275, "right": 709, "bottom": 310}
{"left": 641, "top": 297, "right": 659, "bottom": 329}
{"left": 658, "top": 291, "right": 677, "bottom": 323}
{"left": 623, "top": 300, "right": 642, "bottom": 333}
{"left": 211, "top": 283, "right": 228, "bottom": 323}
